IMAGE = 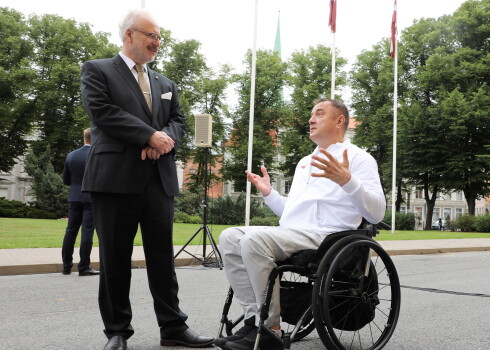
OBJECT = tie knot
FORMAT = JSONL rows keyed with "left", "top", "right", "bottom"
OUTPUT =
{"left": 135, "top": 64, "right": 145, "bottom": 73}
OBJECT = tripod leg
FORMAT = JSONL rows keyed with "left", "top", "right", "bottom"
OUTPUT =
{"left": 174, "top": 226, "right": 204, "bottom": 259}
{"left": 202, "top": 225, "right": 223, "bottom": 269}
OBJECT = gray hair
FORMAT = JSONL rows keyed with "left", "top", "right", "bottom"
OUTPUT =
{"left": 118, "top": 9, "right": 155, "bottom": 42}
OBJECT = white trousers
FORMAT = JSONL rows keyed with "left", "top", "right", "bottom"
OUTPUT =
{"left": 219, "top": 226, "right": 326, "bottom": 327}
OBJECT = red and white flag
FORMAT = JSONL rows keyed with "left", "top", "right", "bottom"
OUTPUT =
{"left": 390, "top": 0, "right": 397, "bottom": 58}
{"left": 329, "top": 0, "right": 337, "bottom": 33}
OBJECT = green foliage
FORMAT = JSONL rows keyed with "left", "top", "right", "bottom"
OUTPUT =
{"left": 24, "top": 146, "right": 68, "bottom": 218}
{"left": 26, "top": 14, "right": 119, "bottom": 172}
{"left": 474, "top": 215, "right": 490, "bottom": 233}
{"left": 174, "top": 211, "right": 191, "bottom": 223}
{"left": 279, "top": 45, "right": 347, "bottom": 177}
{"left": 0, "top": 197, "right": 56, "bottom": 219}
{"left": 175, "top": 191, "right": 203, "bottom": 216}
{"left": 454, "top": 214, "right": 477, "bottom": 232}
{"left": 209, "top": 193, "right": 261, "bottom": 225}
{"left": 221, "top": 50, "right": 287, "bottom": 192}
{"left": 249, "top": 216, "right": 280, "bottom": 226}
{"left": 187, "top": 215, "right": 203, "bottom": 224}
{"left": 254, "top": 205, "right": 276, "bottom": 218}
{"left": 383, "top": 212, "right": 416, "bottom": 230}
{"left": 0, "top": 8, "right": 36, "bottom": 172}
{"left": 159, "top": 39, "right": 231, "bottom": 179}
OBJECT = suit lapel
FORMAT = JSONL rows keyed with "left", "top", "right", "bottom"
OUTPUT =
{"left": 111, "top": 55, "right": 153, "bottom": 120}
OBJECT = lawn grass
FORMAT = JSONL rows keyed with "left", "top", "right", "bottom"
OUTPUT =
{"left": 0, "top": 217, "right": 489, "bottom": 249}
{"left": 0, "top": 218, "right": 234, "bottom": 249}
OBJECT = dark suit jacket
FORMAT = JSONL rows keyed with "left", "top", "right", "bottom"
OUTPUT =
{"left": 63, "top": 145, "right": 92, "bottom": 202}
{"left": 80, "top": 54, "right": 185, "bottom": 196}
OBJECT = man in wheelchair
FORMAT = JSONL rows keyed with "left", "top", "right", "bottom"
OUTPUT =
{"left": 217, "top": 99, "right": 386, "bottom": 350}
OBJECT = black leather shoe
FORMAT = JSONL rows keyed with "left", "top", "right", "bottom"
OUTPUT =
{"left": 215, "top": 317, "right": 256, "bottom": 349}
{"left": 79, "top": 266, "right": 100, "bottom": 276}
{"left": 224, "top": 328, "right": 283, "bottom": 350}
{"left": 62, "top": 268, "right": 71, "bottom": 275}
{"left": 103, "top": 335, "right": 127, "bottom": 350}
{"left": 160, "top": 328, "right": 214, "bottom": 347}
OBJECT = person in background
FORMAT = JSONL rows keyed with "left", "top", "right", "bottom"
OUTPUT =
{"left": 61, "top": 128, "right": 99, "bottom": 276}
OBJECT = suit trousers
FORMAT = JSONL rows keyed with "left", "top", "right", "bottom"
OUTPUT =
{"left": 61, "top": 201, "right": 95, "bottom": 271}
{"left": 91, "top": 165, "right": 188, "bottom": 339}
{"left": 219, "top": 226, "right": 326, "bottom": 327}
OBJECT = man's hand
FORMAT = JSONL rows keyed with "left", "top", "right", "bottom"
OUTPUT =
{"left": 245, "top": 166, "right": 272, "bottom": 196}
{"left": 147, "top": 131, "right": 175, "bottom": 155}
{"left": 141, "top": 147, "right": 161, "bottom": 160}
{"left": 311, "top": 148, "right": 351, "bottom": 186}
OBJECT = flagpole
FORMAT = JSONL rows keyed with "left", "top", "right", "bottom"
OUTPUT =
{"left": 329, "top": 0, "right": 336, "bottom": 99}
{"left": 391, "top": 1, "right": 398, "bottom": 234}
{"left": 331, "top": 33, "right": 336, "bottom": 99}
{"left": 245, "top": 0, "right": 259, "bottom": 226}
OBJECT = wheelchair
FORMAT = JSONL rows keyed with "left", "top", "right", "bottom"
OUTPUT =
{"left": 217, "top": 222, "right": 401, "bottom": 350}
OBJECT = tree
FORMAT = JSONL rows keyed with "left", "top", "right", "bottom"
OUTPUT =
{"left": 160, "top": 39, "right": 208, "bottom": 165}
{"left": 221, "top": 50, "right": 287, "bottom": 192}
{"left": 350, "top": 39, "right": 398, "bottom": 194}
{"left": 24, "top": 146, "right": 68, "bottom": 218}
{"left": 441, "top": 87, "right": 490, "bottom": 215}
{"left": 158, "top": 38, "right": 230, "bottom": 193}
{"left": 185, "top": 65, "right": 231, "bottom": 194}
{"left": 27, "top": 14, "right": 119, "bottom": 172}
{"left": 397, "top": 16, "right": 457, "bottom": 228}
{"left": 280, "top": 45, "right": 347, "bottom": 177}
{"left": 0, "top": 8, "right": 36, "bottom": 173}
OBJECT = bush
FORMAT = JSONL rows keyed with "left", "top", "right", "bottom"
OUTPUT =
{"left": 173, "top": 211, "right": 203, "bottom": 224}
{"left": 0, "top": 197, "right": 56, "bottom": 219}
{"left": 174, "top": 211, "right": 191, "bottom": 223}
{"left": 454, "top": 215, "right": 477, "bottom": 232}
{"left": 209, "top": 193, "right": 261, "bottom": 225}
{"left": 175, "top": 191, "right": 203, "bottom": 216}
{"left": 254, "top": 205, "right": 276, "bottom": 218}
{"left": 475, "top": 215, "right": 490, "bottom": 233}
{"left": 187, "top": 215, "right": 203, "bottom": 224}
{"left": 249, "top": 216, "right": 279, "bottom": 226}
{"left": 383, "top": 212, "right": 415, "bottom": 230}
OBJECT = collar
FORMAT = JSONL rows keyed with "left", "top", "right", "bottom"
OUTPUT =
{"left": 118, "top": 52, "right": 147, "bottom": 72}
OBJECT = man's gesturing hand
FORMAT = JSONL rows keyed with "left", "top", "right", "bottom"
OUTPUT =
{"left": 311, "top": 148, "right": 351, "bottom": 186}
{"left": 245, "top": 166, "right": 272, "bottom": 196}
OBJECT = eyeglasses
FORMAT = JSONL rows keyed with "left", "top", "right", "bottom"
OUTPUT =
{"left": 131, "top": 29, "right": 164, "bottom": 44}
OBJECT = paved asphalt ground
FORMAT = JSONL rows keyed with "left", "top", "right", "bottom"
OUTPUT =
{"left": 1, "top": 247, "right": 489, "bottom": 350}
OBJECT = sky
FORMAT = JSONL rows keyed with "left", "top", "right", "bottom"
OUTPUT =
{"left": 2, "top": 0, "right": 468, "bottom": 103}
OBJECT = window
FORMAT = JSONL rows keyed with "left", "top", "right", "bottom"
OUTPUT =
{"left": 284, "top": 180, "right": 292, "bottom": 194}
{"left": 415, "top": 188, "right": 423, "bottom": 199}
{"left": 415, "top": 207, "right": 423, "bottom": 218}
{"left": 456, "top": 208, "right": 463, "bottom": 218}
{"left": 432, "top": 208, "right": 440, "bottom": 222}
{"left": 456, "top": 192, "right": 463, "bottom": 201}
{"left": 400, "top": 206, "right": 407, "bottom": 213}
{"left": 443, "top": 208, "right": 451, "bottom": 220}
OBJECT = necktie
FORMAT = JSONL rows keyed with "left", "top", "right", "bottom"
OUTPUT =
{"left": 134, "top": 64, "right": 152, "bottom": 112}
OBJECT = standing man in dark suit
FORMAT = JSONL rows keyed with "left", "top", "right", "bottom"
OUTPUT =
{"left": 61, "top": 128, "right": 99, "bottom": 276}
{"left": 80, "top": 9, "right": 214, "bottom": 350}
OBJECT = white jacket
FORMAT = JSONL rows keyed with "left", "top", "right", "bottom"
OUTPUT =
{"left": 263, "top": 141, "right": 386, "bottom": 234}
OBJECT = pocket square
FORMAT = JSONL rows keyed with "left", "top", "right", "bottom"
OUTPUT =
{"left": 161, "top": 92, "right": 172, "bottom": 100}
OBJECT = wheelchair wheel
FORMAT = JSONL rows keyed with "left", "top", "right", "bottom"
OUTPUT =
{"left": 313, "top": 238, "right": 401, "bottom": 350}
{"left": 280, "top": 271, "right": 316, "bottom": 341}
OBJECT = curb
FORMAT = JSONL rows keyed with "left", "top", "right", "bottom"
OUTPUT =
{"left": 1, "top": 239, "right": 490, "bottom": 276}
